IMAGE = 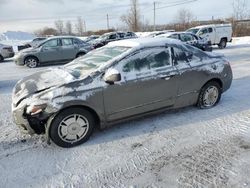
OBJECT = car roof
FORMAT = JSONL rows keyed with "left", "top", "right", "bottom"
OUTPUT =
{"left": 189, "top": 24, "right": 231, "bottom": 29}
{"left": 157, "top": 31, "right": 195, "bottom": 37}
{"left": 47, "top": 36, "right": 79, "bottom": 40}
{"left": 107, "top": 37, "right": 182, "bottom": 48}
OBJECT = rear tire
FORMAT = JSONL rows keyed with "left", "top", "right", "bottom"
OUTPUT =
{"left": 76, "top": 52, "right": 86, "bottom": 58}
{"left": 218, "top": 38, "right": 227, "bottom": 49}
{"left": 25, "top": 56, "right": 38, "bottom": 68}
{"left": 49, "top": 107, "right": 95, "bottom": 148}
{"left": 197, "top": 81, "right": 222, "bottom": 109}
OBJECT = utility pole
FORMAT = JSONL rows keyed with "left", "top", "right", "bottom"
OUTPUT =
{"left": 107, "top": 14, "right": 110, "bottom": 30}
{"left": 84, "top": 20, "right": 86, "bottom": 32}
{"left": 153, "top": 1, "right": 156, "bottom": 31}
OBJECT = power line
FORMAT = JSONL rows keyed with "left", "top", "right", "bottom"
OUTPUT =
{"left": 155, "top": 0, "right": 198, "bottom": 10}
{"left": 152, "top": 0, "right": 198, "bottom": 30}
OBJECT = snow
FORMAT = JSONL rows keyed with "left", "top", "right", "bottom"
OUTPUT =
{"left": 0, "top": 31, "right": 35, "bottom": 41}
{"left": 108, "top": 37, "right": 182, "bottom": 49}
{"left": 0, "top": 37, "right": 250, "bottom": 187}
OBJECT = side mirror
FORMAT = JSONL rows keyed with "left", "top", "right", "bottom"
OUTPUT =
{"left": 103, "top": 68, "right": 121, "bottom": 85}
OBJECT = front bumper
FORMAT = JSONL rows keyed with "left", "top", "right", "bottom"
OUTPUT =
{"left": 14, "top": 54, "right": 25, "bottom": 65}
{"left": 12, "top": 103, "right": 35, "bottom": 134}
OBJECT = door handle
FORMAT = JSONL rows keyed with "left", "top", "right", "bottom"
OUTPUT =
{"left": 160, "top": 74, "right": 175, "bottom": 80}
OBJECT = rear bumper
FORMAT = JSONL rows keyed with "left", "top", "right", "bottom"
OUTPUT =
{"left": 1, "top": 51, "right": 15, "bottom": 58}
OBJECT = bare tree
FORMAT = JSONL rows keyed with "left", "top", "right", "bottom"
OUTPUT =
{"left": 232, "top": 0, "right": 250, "bottom": 36}
{"left": 75, "top": 17, "right": 85, "bottom": 36}
{"left": 232, "top": 0, "right": 249, "bottom": 20}
{"left": 54, "top": 20, "right": 64, "bottom": 35}
{"left": 175, "top": 8, "right": 195, "bottom": 30}
{"left": 34, "top": 27, "right": 58, "bottom": 37}
{"left": 121, "top": 0, "right": 141, "bottom": 31}
{"left": 65, "top": 20, "right": 73, "bottom": 35}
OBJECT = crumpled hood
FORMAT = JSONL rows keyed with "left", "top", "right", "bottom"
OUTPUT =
{"left": 12, "top": 68, "right": 75, "bottom": 106}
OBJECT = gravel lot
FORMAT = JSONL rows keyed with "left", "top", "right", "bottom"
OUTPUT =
{"left": 0, "top": 43, "right": 250, "bottom": 188}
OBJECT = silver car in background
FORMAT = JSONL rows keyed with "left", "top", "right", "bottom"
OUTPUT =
{"left": 14, "top": 36, "right": 93, "bottom": 68}
{"left": 12, "top": 38, "right": 232, "bottom": 148}
{"left": 0, "top": 43, "right": 15, "bottom": 62}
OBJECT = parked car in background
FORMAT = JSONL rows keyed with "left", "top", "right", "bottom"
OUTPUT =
{"left": 157, "top": 32, "right": 212, "bottom": 51}
{"left": 186, "top": 24, "right": 232, "bottom": 49}
{"left": 83, "top": 35, "right": 100, "bottom": 43}
{"left": 12, "top": 38, "right": 232, "bottom": 147}
{"left": 91, "top": 31, "right": 137, "bottom": 49}
{"left": 18, "top": 37, "right": 48, "bottom": 51}
{"left": 0, "top": 43, "right": 15, "bottom": 62}
{"left": 14, "top": 36, "right": 93, "bottom": 68}
{"left": 147, "top": 30, "right": 175, "bottom": 37}
{"left": 28, "top": 37, "right": 47, "bottom": 47}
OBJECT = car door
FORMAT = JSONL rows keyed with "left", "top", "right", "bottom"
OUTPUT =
{"left": 171, "top": 45, "right": 207, "bottom": 107}
{"left": 39, "top": 39, "right": 62, "bottom": 63}
{"left": 61, "top": 38, "right": 78, "bottom": 60}
{"left": 103, "top": 46, "right": 179, "bottom": 121}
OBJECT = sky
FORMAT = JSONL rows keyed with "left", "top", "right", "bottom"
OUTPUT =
{"left": 0, "top": 0, "right": 243, "bottom": 33}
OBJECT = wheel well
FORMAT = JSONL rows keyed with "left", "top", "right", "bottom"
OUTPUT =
{"left": 221, "top": 37, "right": 228, "bottom": 42}
{"left": 58, "top": 105, "right": 100, "bottom": 129}
{"left": 0, "top": 54, "right": 3, "bottom": 61}
{"left": 24, "top": 55, "right": 39, "bottom": 64}
{"left": 203, "top": 78, "right": 223, "bottom": 90}
{"left": 76, "top": 51, "right": 86, "bottom": 58}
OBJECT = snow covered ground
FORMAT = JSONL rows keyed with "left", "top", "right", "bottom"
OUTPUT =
{"left": 0, "top": 38, "right": 250, "bottom": 187}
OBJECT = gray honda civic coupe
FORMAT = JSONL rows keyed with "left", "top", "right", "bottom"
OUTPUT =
{"left": 12, "top": 38, "right": 232, "bottom": 147}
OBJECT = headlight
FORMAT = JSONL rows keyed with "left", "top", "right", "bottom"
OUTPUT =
{"left": 26, "top": 104, "right": 47, "bottom": 115}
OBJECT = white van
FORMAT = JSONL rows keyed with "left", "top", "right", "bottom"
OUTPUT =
{"left": 186, "top": 24, "right": 232, "bottom": 49}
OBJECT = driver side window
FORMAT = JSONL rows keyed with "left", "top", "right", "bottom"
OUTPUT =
{"left": 43, "top": 39, "right": 59, "bottom": 48}
{"left": 122, "top": 47, "right": 171, "bottom": 73}
{"left": 171, "top": 47, "right": 189, "bottom": 65}
{"left": 180, "top": 34, "right": 193, "bottom": 42}
{"left": 109, "top": 34, "right": 116, "bottom": 40}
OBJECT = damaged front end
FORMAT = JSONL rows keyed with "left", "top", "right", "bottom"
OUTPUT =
{"left": 12, "top": 94, "right": 58, "bottom": 135}
{"left": 11, "top": 68, "right": 74, "bottom": 135}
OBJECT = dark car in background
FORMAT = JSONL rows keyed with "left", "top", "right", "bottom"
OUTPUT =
{"left": 83, "top": 35, "right": 100, "bottom": 43}
{"left": 0, "top": 43, "right": 15, "bottom": 62}
{"left": 91, "top": 31, "right": 137, "bottom": 49}
{"left": 157, "top": 32, "right": 212, "bottom": 51}
{"left": 14, "top": 36, "right": 93, "bottom": 68}
{"left": 12, "top": 38, "right": 232, "bottom": 147}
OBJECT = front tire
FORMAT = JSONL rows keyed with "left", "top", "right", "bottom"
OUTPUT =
{"left": 49, "top": 107, "right": 95, "bottom": 148}
{"left": 25, "top": 57, "right": 38, "bottom": 68}
{"left": 197, "top": 81, "right": 222, "bottom": 109}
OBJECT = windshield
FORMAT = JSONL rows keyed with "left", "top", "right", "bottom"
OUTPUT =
{"left": 186, "top": 28, "right": 199, "bottom": 34}
{"left": 64, "top": 46, "right": 131, "bottom": 77}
